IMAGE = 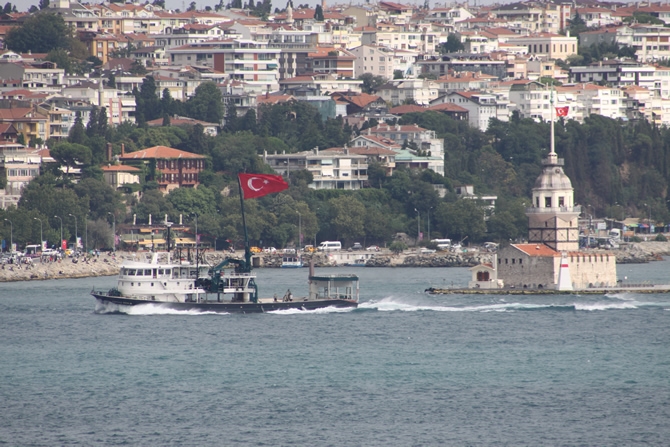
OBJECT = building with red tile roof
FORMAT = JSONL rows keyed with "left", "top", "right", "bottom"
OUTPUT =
{"left": 119, "top": 145, "right": 206, "bottom": 193}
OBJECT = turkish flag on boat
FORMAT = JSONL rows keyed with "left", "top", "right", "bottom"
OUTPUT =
{"left": 239, "top": 173, "right": 289, "bottom": 199}
{"left": 555, "top": 106, "right": 569, "bottom": 117}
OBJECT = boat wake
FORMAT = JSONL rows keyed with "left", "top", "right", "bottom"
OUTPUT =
{"left": 268, "top": 306, "right": 356, "bottom": 315}
{"left": 358, "top": 296, "right": 661, "bottom": 313}
{"left": 94, "top": 302, "right": 227, "bottom": 316}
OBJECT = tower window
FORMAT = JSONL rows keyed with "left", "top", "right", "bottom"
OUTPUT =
{"left": 558, "top": 197, "right": 564, "bottom": 207}
{"left": 545, "top": 197, "right": 552, "bottom": 207}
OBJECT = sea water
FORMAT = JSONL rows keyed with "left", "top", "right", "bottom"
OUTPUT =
{"left": 1, "top": 261, "right": 669, "bottom": 446}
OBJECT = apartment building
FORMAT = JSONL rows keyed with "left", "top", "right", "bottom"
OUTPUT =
{"left": 376, "top": 78, "right": 439, "bottom": 106}
{"left": 506, "top": 33, "right": 578, "bottom": 60}
{"left": 304, "top": 48, "right": 356, "bottom": 78}
{"left": 569, "top": 60, "right": 657, "bottom": 93}
{"left": 491, "top": 2, "right": 571, "bottom": 34}
{"left": 166, "top": 39, "right": 281, "bottom": 93}
{"left": 263, "top": 147, "right": 368, "bottom": 190}
{"left": 616, "top": 24, "right": 670, "bottom": 63}
{"left": 350, "top": 45, "right": 395, "bottom": 79}
{"left": 431, "top": 91, "right": 500, "bottom": 131}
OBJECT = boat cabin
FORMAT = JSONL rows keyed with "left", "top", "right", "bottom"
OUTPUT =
{"left": 308, "top": 274, "right": 359, "bottom": 301}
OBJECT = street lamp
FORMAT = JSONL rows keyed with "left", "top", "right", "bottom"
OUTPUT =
{"left": 644, "top": 203, "right": 651, "bottom": 234}
{"left": 3, "top": 218, "right": 12, "bottom": 252}
{"left": 54, "top": 215, "right": 62, "bottom": 250}
{"left": 33, "top": 217, "right": 43, "bottom": 249}
{"left": 296, "top": 210, "right": 302, "bottom": 249}
{"left": 414, "top": 208, "right": 420, "bottom": 246}
{"left": 107, "top": 212, "right": 115, "bottom": 253}
{"left": 427, "top": 206, "right": 434, "bottom": 241}
{"left": 68, "top": 213, "right": 78, "bottom": 251}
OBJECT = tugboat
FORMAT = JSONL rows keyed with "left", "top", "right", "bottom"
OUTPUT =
{"left": 91, "top": 174, "right": 359, "bottom": 313}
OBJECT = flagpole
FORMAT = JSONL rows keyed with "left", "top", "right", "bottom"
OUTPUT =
{"left": 237, "top": 175, "right": 252, "bottom": 273}
{"left": 550, "top": 85, "right": 555, "bottom": 155}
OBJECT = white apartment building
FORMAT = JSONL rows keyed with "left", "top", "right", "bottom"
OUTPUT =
{"left": 431, "top": 91, "right": 500, "bottom": 131}
{"left": 622, "top": 86, "right": 670, "bottom": 127}
{"left": 491, "top": 2, "right": 571, "bottom": 34}
{"left": 616, "top": 24, "right": 670, "bottom": 63}
{"left": 362, "top": 123, "right": 444, "bottom": 159}
{"left": 263, "top": 148, "right": 368, "bottom": 190}
{"left": 508, "top": 81, "right": 577, "bottom": 122}
{"left": 572, "top": 7, "right": 619, "bottom": 28}
{"left": 350, "top": 45, "right": 395, "bottom": 79}
{"left": 166, "top": 39, "right": 281, "bottom": 93}
{"left": 376, "top": 79, "right": 440, "bottom": 106}
{"left": 153, "top": 25, "right": 236, "bottom": 50}
{"left": 569, "top": 60, "right": 658, "bottom": 93}
{"left": 372, "top": 29, "right": 440, "bottom": 53}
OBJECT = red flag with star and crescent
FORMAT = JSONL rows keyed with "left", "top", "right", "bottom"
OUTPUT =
{"left": 239, "top": 173, "right": 289, "bottom": 199}
{"left": 555, "top": 106, "right": 569, "bottom": 117}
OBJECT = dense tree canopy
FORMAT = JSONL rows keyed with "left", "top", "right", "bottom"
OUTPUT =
{"left": 5, "top": 13, "right": 72, "bottom": 54}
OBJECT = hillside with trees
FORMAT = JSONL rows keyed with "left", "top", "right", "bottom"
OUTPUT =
{"left": 3, "top": 94, "right": 670, "bottom": 251}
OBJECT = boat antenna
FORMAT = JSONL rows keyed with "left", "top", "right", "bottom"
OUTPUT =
{"left": 192, "top": 213, "right": 199, "bottom": 278}
{"left": 237, "top": 175, "right": 252, "bottom": 273}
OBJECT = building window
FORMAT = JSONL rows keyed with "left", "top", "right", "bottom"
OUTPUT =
{"left": 545, "top": 197, "right": 551, "bottom": 207}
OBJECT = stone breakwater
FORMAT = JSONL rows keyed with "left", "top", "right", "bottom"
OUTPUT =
{"left": 0, "top": 254, "right": 122, "bottom": 282}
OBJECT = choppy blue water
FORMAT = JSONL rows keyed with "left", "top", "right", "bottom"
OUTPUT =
{"left": 1, "top": 262, "right": 669, "bottom": 446}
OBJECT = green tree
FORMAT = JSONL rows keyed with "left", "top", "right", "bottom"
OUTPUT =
{"left": 5, "top": 13, "right": 72, "bottom": 54}
{"left": 50, "top": 143, "right": 92, "bottom": 175}
{"left": 314, "top": 4, "right": 324, "bottom": 20}
{"left": 440, "top": 34, "right": 464, "bottom": 53}
{"left": 329, "top": 195, "right": 366, "bottom": 242}
{"left": 185, "top": 82, "right": 224, "bottom": 124}
{"left": 358, "top": 73, "right": 386, "bottom": 94}
{"left": 68, "top": 115, "right": 86, "bottom": 145}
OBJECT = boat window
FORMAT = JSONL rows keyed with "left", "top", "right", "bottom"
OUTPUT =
{"left": 158, "top": 269, "right": 164, "bottom": 275}
{"left": 127, "top": 269, "right": 136, "bottom": 276}
{"left": 145, "top": 269, "right": 152, "bottom": 276}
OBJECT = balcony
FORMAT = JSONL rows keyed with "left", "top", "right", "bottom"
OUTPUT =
{"left": 526, "top": 205, "right": 581, "bottom": 214}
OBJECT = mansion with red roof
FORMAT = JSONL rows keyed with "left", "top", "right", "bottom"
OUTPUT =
{"left": 119, "top": 145, "right": 206, "bottom": 193}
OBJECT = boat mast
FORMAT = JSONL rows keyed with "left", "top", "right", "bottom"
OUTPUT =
{"left": 237, "top": 176, "right": 252, "bottom": 273}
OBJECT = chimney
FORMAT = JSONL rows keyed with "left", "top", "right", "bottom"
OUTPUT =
{"left": 121, "top": 143, "right": 125, "bottom": 156}
{"left": 106, "top": 142, "right": 113, "bottom": 161}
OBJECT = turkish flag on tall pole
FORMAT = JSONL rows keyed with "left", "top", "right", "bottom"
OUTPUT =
{"left": 237, "top": 173, "right": 289, "bottom": 271}
{"left": 238, "top": 173, "right": 289, "bottom": 199}
{"left": 555, "top": 106, "right": 569, "bottom": 117}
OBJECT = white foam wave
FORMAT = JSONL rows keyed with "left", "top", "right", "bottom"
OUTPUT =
{"left": 95, "top": 302, "right": 227, "bottom": 316}
{"left": 268, "top": 306, "right": 355, "bottom": 315}
{"left": 573, "top": 301, "right": 638, "bottom": 311}
{"left": 359, "top": 298, "right": 555, "bottom": 313}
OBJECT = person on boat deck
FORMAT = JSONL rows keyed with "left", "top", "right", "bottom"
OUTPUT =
{"left": 274, "top": 293, "right": 278, "bottom": 302}
{"left": 283, "top": 289, "right": 293, "bottom": 302}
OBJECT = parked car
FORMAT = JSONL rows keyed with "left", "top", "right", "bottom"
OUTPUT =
{"left": 263, "top": 247, "right": 277, "bottom": 253}
{"left": 304, "top": 245, "right": 316, "bottom": 253}
{"left": 366, "top": 245, "right": 380, "bottom": 252}
{"left": 351, "top": 242, "right": 363, "bottom": 250}
{"left": 420, "top": 247, "right": 436, "bottom": 254}
{"left": 250, "top": 246, "right": 262, "bottom": 253}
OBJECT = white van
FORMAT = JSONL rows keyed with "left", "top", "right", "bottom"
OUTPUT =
{"left": 317, "top": 241, "right": 342, "bottom": 252}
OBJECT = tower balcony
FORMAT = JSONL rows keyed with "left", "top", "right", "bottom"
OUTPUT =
{"left": 526, "top": 205, "right": 581, "bottom": 214}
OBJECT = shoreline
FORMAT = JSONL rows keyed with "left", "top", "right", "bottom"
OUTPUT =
{"left": 1, "top": 241, "right": 668, "bottom": 283}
